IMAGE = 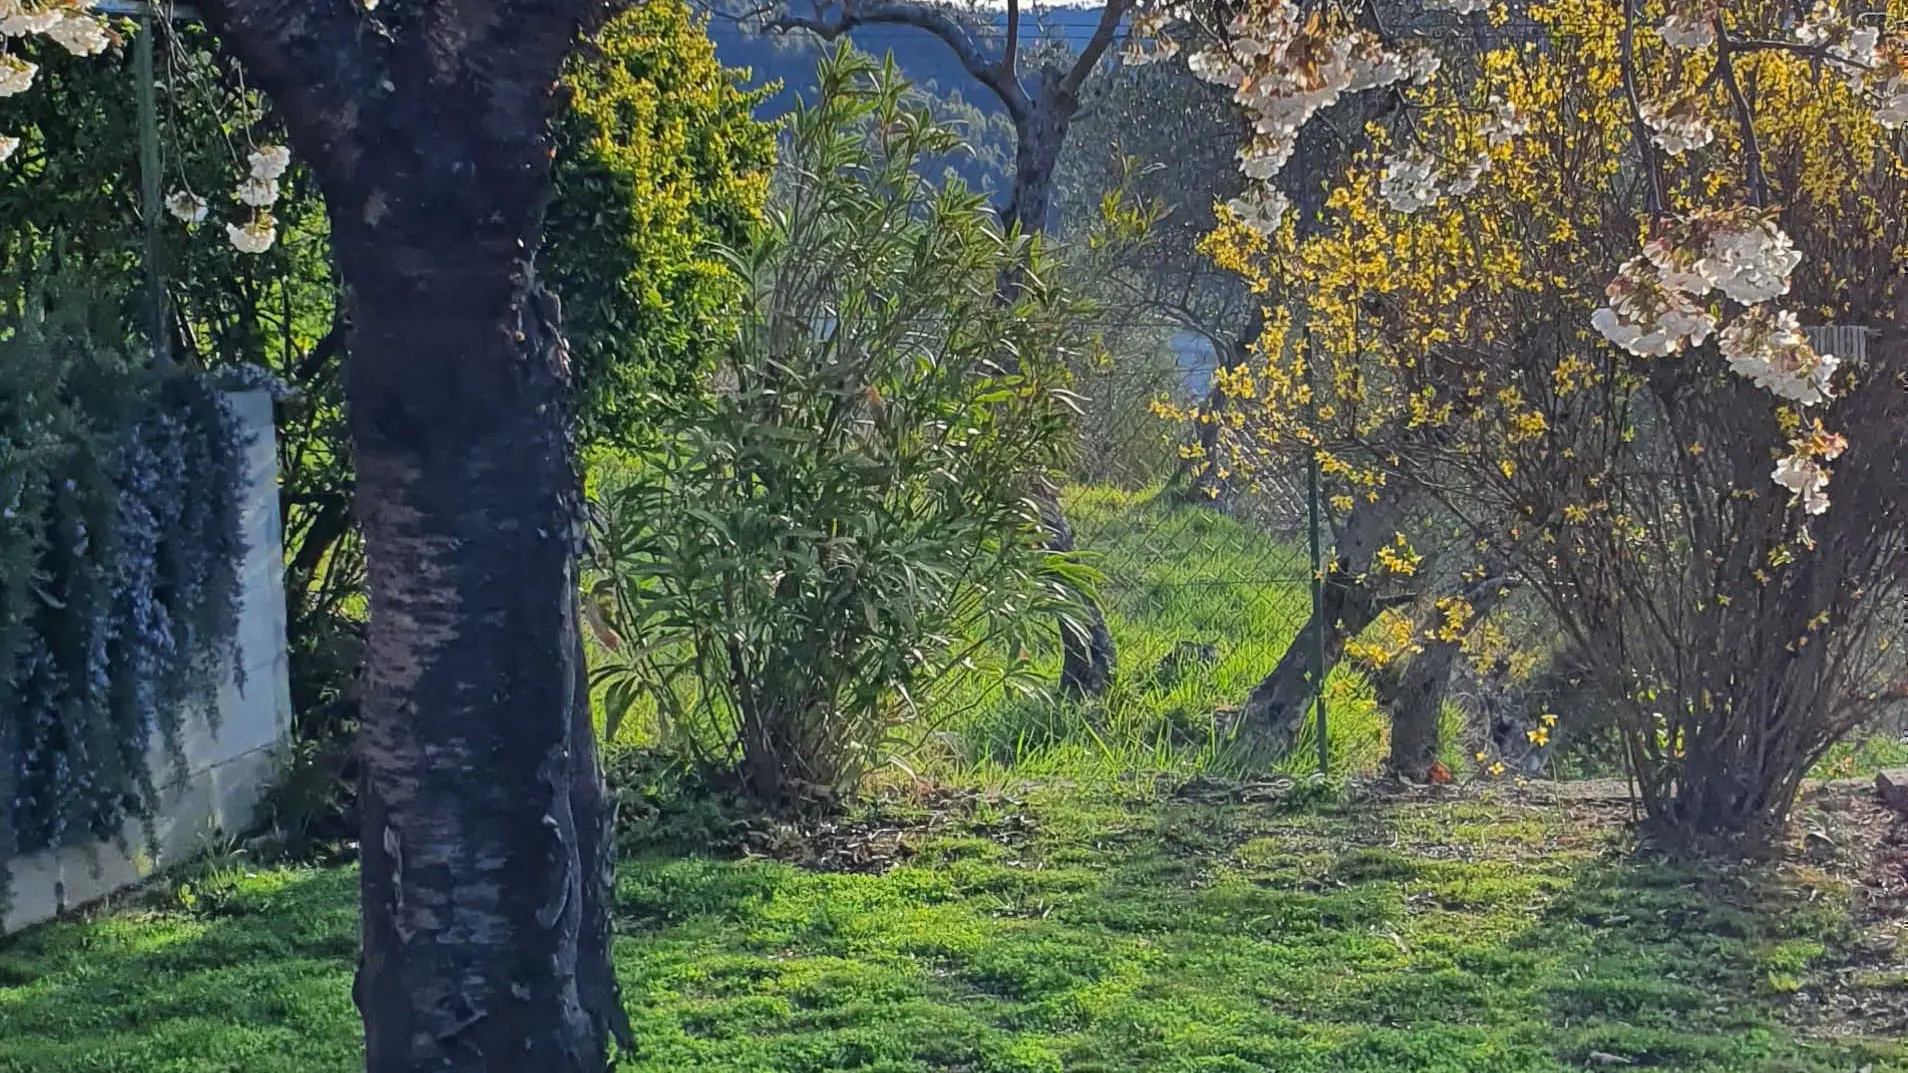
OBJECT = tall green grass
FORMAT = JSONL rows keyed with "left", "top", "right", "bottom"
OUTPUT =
{"left": 938, "top": 485, "right": 1395, "bottom": 782}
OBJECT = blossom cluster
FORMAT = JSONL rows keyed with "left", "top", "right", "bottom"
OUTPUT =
{"left": 1718, "top": 307, "right": 1839, "bottom": 406}
{"left": 1657, "top": 10, "right": 1717, "bottom": 50}
{"left": 1373, "top": 95, "right": 1527, "bottom": 214}
{"left": 1589, "top": 259, "right": 1715, "bottom": 357}
{"left": 1380, "top": 150, "right": 1440, "bottom": 213}
{"left": 168, "top": 144, "right": 288, "bottom": 254}
{"left": 1594, "top": 207, "right": 1843, "bottom": 513}
{"left": 1121, "top": 5, "right": 1183, "bottom": 66}
{"left": 1639, "top": 96, "right": 1714, "bottom": 155}
{"left": 1797, "top": 1, "right": 1881, "bottom": 76}
{"left": 1771, "top": 421, "right": 1848, "bottom": 515}
{"left": 1878, "top": 51, "right": 1908, "bottom": 127}
{"left": 0, "top": 0, "right": 114, "bottom": 162}
{"left": 1794, "top": 3, "right": 1908, "bottom": 129}
{"left": 1643, "top": 209, "right": 1802, "bottom": 305}
{"left": 1173, "top": 2, "right": 1419, "bottom": 235}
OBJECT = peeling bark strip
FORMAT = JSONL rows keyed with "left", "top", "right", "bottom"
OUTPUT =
{"left": 192, "top": 2, "right": 627, "bottom": 1070}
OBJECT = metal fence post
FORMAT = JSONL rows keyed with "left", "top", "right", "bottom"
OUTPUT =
{"left": 1304, "top": 325, "right": 1328, "bottom": 775}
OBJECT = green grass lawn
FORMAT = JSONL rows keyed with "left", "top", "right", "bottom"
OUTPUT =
{"left": 4, "top": 779, "right": 1903, "bottom": 1073}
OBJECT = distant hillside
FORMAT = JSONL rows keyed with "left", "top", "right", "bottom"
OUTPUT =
{"left": 706, "top": 7, "right": 1113, "bottom": 115}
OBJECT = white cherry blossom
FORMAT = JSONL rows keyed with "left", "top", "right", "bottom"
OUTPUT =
{"left": 1657, "top": 13, "right": 1716, "bottom": 49}
{"left": 1483, "top": 97, "right": 1530, "bottom": 146}
{"left": 1697, "top": 214, "right": 1801, "bottom": 304}
{"left": 226, "top": 213, "right": 277, "bottom": 254}
{"left": 1381, "top": 151, "right": 1440, "bottom": 213}
{"left": 0, "top": 55, "right": 36, "bottom": 97}
{"left": 1772, "top": 452, "right": 1832, "bottom": 514}
{"left": 248, "top": 145, "right": 291, "bottom": 181}
{"left": 165, "top": 189, "right": 208, "bottom": 224}
{"left": 1877, "top": 75, "right": 1908, "bottom": 127}
{"left": 1444, "top": 153, "right": 1491, "bottom": 196}
{"left": 44, "top": 11, "right": 110, "bottom": 56}
{"left": 1718, "top": 307, "right": 1839, "bottom": 405}
{"left": 1592, "top": 257, "right": 1715, "bottom": 356}
{"left": 1640, "top": 97, "right": 1715, "bottom": 155}
{"left": 1226, "top": 188, "right": 1291, "bottom": 237}
{"left": 235, "top": 176, "right": 280, "bottom": 207}
{"left": 0, "top": 5, "right": 62, "bottom": 37}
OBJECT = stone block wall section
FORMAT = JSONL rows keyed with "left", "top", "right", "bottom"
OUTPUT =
{"left": 2, "top": 391, "right": 293, "bottom": 935}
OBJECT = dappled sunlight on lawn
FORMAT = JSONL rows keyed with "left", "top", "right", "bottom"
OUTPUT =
{"left": 3, "top": 783, "right": 1903, "bottom": 1073}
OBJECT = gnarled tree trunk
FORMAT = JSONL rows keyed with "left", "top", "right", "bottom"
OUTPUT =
{"left": 1233, "top": 497, "right": 1401, "bottom": 759}
{"left": 197, "top": 2, "right": 628, "bottom": 1069}
{"left": 1382, "top": 573, "right": 1515, "bottom": 781}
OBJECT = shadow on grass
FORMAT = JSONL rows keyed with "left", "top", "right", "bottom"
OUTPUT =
{"left": 3, "top": 787, "right": 1902, "bottom": 1073}
{"left": 607, "top": 785, "right": 1908, "bottom": 1073}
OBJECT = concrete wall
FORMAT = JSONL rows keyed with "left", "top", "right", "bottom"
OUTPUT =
{"left": 2, "top": 391, "right": 292, "bottom": 935}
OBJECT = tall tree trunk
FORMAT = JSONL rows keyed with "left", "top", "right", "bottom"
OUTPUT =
{"left": 196, "top": 3, "right": 626, "bottom": 1069}
{"left": 1233, "top": 498, "right": 1400, "bottom": 759}
{"left": 347, "top": 250, "right": 609, "bottom": 1072}
{"left": 1009, "top": 80, "right": 1116, "bottom": 698}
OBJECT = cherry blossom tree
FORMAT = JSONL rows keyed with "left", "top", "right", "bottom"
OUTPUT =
{"left": 1126, "top": 0, "right": 1906, "bottom": 513}
{"left": 1149, "top": 0, "right": 1908, "bottom": 827}
{"left": 8, "top": 0, "right": 635, "bottom": 1067}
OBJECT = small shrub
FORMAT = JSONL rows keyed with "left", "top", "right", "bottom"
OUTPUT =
{"left": 584, "top": 50, "right": 1094, "bottom": 804}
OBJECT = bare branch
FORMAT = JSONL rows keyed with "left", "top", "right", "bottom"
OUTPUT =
{"left": 1059, "top": 0, "right": 1134, "bottom": 99}
{"left": 767, "top": 0, "right": 1031, "bottom": 121}
{"left": 999, "top": 0, "right": 1019, "bottom": 85}
{"left": 1715, "top": 24, "right": 1771, "bottom": 207}
{"left": 1617, "top": 0, "right": 1669, "bottom": 218}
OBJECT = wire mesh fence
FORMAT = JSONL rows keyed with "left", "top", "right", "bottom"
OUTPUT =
{"left": 1049, "top": 352, "right": 1344, "bottom": 775}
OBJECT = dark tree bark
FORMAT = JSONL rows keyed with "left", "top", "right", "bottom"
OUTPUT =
{"left": 1381, "top": 574, "right": 1515, "bottom": 782}
{"left": 195, "top": 2, "right": 628, "bottom": 1070}
{"left": 767, "top": 0, "right": 1134, "bottom": 698}
{"left": 1233, "top": 498, "right": 1403, "bottom": 759}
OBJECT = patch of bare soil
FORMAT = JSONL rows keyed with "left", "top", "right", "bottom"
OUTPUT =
{"left": 736, "top": 786, "right": 1039, "bottom": 874}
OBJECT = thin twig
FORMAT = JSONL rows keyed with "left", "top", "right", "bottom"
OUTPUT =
{"left": 1619, "top": 0, "right": 1669, "bottom": 218}
{"left": 1714, "top": 23, "right": 1770, "bottom": 207}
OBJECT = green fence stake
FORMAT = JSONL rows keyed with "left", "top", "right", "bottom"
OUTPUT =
{"left": 1304, "top": 327, "right": 1327, "bottom": 775}
{"left": 134, "top": 5, "right": 170, "bottom": 368}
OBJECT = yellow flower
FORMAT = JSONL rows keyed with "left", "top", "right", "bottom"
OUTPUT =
{"left": 1540, "top": 712, "right": 1558, "bottom": 727}
{"left": 1475, "top": 750, "right": 1489, "bottom": 762}
{"left": 1526, "top": 726, "right": 1551, "bottom": 747}
{"left": 1489, "top": 762, "right": 1506, "bottom": 777}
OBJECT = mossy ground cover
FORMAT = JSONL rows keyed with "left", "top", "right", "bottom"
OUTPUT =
{"left": 4, "top": 778, "right": 1904, "bottom": 1073}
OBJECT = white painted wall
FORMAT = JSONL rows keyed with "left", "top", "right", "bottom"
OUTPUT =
{"left": 3, "top": 390, "right": 292, "bottom": 935}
